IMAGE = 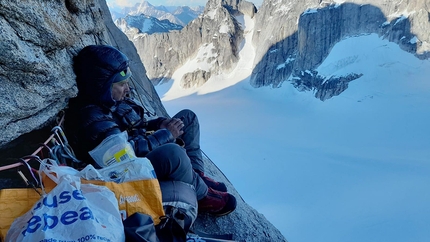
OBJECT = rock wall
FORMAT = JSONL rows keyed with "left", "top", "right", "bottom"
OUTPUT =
{"left": 132, "top": 0, "right": 254, "bottom": 85}
{"left": 0, "top": 0, "right": 166, "bottom": 149}
{"left": 250, "top": 0, "right": 430, "bottom": 99}
{"left": 128, "top": 0, "right": 429, "bottom": 101}
{"left": 0, "top": 1, "right": 287, "bottom": 241}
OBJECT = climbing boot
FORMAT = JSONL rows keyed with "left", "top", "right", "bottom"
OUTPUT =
{"left": 198, "top": 187, "right": 237, "bottom": 216}
{"left": 196, "top": 170, "right": 227, "bottom": 192}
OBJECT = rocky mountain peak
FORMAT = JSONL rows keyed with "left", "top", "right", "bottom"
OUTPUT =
{"left": 172, "top": 5, "right": 192, "bottom": 14}
{"left": 129, "top": 0, "right": 429, "bottom": 101}
{"left": 112, "top": 1, "right": 204, "bottom": 27}
{"left": 131, "top": 1, "right": 161, "bottom": 16}
{"left": 250, "top": 0, "right": 429, "bottom": 100}
{"left": 205, "top": 0, "right": 257, "bottom": 16}
{"left": 115, "top": 14, "right": 183, "bottom": 37}
{"left": 130, "top": 0, "right": 256, "bottom": 87}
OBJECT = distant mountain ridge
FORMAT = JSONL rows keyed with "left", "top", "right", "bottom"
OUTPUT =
{"left": 110, "top": 1, "right": 204, "bottom": 26}
{"left": 114, "top": 0, "right": 430, "bottom": 101}
{"left": 115, "top": 14, "right": 183, "bottom": 37}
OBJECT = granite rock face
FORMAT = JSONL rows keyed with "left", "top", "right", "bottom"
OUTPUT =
{"left": 250, "top": 0, "right": 430, "bottom": 99}
{"left": 132, "top": 0, "right": 256, "bottom": 86}
{"left": 0, "top": 1, "right": 287, "bottom": 241}
{"left": 129, "top": 0, "right": 429, "bottom": 100}
{"left": 0, "top": 0, "right": 166, "bottom": 148}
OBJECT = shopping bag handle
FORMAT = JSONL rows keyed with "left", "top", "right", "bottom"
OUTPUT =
{"left": 38, "top": 158, "right": 81, "bottom": 195}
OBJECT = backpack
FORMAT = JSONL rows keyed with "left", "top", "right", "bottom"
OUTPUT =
{"left": 123, "top": 212, "right": 159, "bottom": 242}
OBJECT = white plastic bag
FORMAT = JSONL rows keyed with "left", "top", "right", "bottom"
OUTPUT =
{"left": 79, "top": 158, "right": 157, "bottom": 183}
{"left": 5, "top": 160, "right": 125, "bottom": 242}
{"left": 89, "top": 131, "right": 135, "bottom": 167}
{"left": 86, "top": 131, "right": 156, "bottom": 183}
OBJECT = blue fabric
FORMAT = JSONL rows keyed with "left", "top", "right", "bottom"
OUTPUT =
{"left": 65, "top": 98, "right": 175, "bottom": 166}
{"left": 173, "top": 109, "right": 205, "bottom": 173}
{"left": 112, "top": 66, "right": 132, "bottom": 83}
{"left": 73, "top": 45, "right": 130, "bottom": 107}
{"left": 147, "top": 144, "right": 208, "bottom": 200}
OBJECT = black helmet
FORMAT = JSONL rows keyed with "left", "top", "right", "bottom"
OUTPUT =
{"left": 73, "top": 45, "right": 132, "bottom": 107}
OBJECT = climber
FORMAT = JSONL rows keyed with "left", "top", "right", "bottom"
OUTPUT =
{"left": 64, "top": 44, "right": 236, "bottom": 216}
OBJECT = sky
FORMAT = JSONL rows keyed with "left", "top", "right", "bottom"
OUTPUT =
{"left": 154, "top": 13, "right": 430, "bottom": 242}
{"left": 106, "top": 0, "right": 264, "bottom": 8}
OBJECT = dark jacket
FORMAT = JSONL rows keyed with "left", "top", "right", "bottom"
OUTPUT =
{"left": 65, "top": 97, "right": 174, "bottom": 167}
{"left": 65, "top": 45, "right": 174, "bottom": 167}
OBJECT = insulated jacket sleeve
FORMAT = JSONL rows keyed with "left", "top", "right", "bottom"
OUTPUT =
{"left": 113, "top": 100, "right": 175, "bottom": 156}
{"left": 70, "top": 104, "right": 175, "bottom": 166}
{"left": 128, "top": 128, "right": 175, "bottom": 157}
{"left": 146, "top": 117, "right": 167, "bottom": 131}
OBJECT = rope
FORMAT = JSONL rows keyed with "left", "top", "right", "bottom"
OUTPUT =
{"left": 129, "top": 75, "right": 158, "bottom": 118}
{"left": 0, "top": 111, "right": 68, "bottom": 172}
{"left": 0, "top": 131, "right": 57, "bottom": 172}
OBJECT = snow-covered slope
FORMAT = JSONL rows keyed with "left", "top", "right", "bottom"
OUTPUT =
{"left": 161, "top": 14, "right": 256, "bottom": 100}
{"left": 156, "top": 33, "right": 430, "bottom": 242}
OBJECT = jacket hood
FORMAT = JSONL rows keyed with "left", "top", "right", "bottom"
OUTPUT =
{"left": 73, "top": 45, "right": 131, "bottom": 107}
